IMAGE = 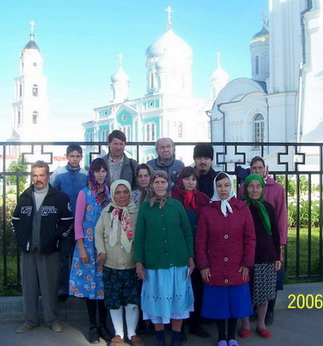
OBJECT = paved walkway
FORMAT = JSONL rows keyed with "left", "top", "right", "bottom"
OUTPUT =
{"left": 0, "top": 283, "right": 322, "bottom": 346}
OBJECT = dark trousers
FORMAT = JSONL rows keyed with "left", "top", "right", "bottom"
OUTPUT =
{"left": 58, "top": 231, "right": 75, "bottom": 296}
{"left": 189, "top": 268, "right": 204, "bottom": 328}
{"left": 21, "top": 251, "right": 59, "bottom": 326}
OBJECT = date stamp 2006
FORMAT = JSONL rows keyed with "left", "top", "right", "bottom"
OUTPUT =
{"left": 288, "top": 294, "right": 323, "bottom": 309}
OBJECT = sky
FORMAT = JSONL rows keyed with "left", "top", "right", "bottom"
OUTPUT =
{"left": 0, "top": 0, "right": 268, "bottom": 141}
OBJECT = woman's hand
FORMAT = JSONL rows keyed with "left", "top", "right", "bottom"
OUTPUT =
{"left": 239, "top": 266, "right": 249, "bottom": 281}
{"left": 96, "top": 253, "right": 107, "bottom": 265}
{"left": 79, "top": 247, "right": 89, "bottom": 264}
{"left": 188, "top": 257, "right": 195, "bottom": 277}
{"left": 274, "top": 260, "right": 282, "bottom": 271}
{"left": 201, "top": 268, "right": 211, "bottom": 282}
{"left": 77, "top": 239, "right": 89, "bottom": 264}
{"left": 136, "top": 262, "right": 146, "bottom": 280}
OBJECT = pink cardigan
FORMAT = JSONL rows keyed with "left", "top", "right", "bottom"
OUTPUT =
{"left": 74, "top": 190, "right": 87, "bottom": 240}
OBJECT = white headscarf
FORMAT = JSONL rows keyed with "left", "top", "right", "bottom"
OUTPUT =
{"left": 108, "top": 179, "right": 137, "bottom": 254}
{"left": 211, "top": 172, "right": 235, "bottom": 217}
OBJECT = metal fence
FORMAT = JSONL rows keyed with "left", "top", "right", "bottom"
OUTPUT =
{"left": 1, "top": 141, "right": 322, "bottom": 290}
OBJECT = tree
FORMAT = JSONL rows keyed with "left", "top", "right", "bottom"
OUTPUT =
{"left": 7, "top": 156, "right": 28, "bottom": 194}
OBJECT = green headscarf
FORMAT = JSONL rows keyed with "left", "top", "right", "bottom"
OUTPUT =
{"left": 243, "top": 174, "right": 272, "bottom": 235}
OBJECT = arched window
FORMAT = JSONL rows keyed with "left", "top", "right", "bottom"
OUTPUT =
{"left": 150, "top": 73, "right": 155, "bottom": 89}
{"left": 121, "top": 126, "right": 131, "bottom": 141}
{"left": 253, "top": 113, "right": 265, "bottom": 148}
{"left": 32, "top": 111, "right": 39, "bottom": 124}
{"left": 87, "top": 132, "right": 94, "bottom": 142}
{"left": 146, "top": 123, "right": 151, "bottom": 141}
{"left": 255, "top": 56, "right": 259, "bottom": 75}
{"left": 32, "top": 84, "right": 38, "bottom": 97}
{"left": 145, "top": 122, "right": 156, "bottom": 141}
{"left": 151, "top": 123, "right": 156, "bottom": 141}
{"left": 101, "top": 129, "right": 107, "bottom": 142}
{"left": 18, "top": 111, "right": 21, "bottom": 125}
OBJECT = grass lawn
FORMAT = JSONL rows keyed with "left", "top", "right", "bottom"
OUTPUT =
{"left": 1, "top": 227, "right": 322, "bottom": 296}
{"left": 285, "top": 227, "right": 322, "bottom": 281}
{"left": 0, "top": 255, "right": 21, "bottom": 296}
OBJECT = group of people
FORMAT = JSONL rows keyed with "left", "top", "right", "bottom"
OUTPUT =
{"left": 12, "top": 129, "right": 287, "bottom": 346}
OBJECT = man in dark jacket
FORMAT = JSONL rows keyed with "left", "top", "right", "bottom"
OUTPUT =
{"left": 102, "top": 130, "right": 138, "bottom": 189}
{"left": 12, "top": 160, "right": 73, "bottom": 334}
{"left": 194, "top": 144, "right": 217, "bottom": 198}
{"left": 147, "top": 137, "right": 184, "bottom": 190}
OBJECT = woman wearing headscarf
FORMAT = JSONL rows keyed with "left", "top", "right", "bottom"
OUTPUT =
{"left": 134, "top": 171, "right": 195, "bottom": 346}
{"left": 95, "top": 179, "right": 143, "bottom": 346}
{"left": 240, "top": 174, "right": 281, "bottom": 339}
{"left": 195, "top": 172, "right": 256, "bottom": 346}
{"left": 238, "top": 156, "right": 287, "bottom": 325}
{"left": 172, "top": 166, "right": 210, "bottom": 338}
{"left": 132, "top": 163, "right": 154, "bottom": 207}
{"left": 69, "top": 158, "right": 110, "bottom": 343}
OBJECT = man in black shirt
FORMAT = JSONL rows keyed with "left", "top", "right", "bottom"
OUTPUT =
{"left": 194, "top": 144, "right": 217, "bottom": 198}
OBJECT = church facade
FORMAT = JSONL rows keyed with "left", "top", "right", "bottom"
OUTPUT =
{"left": 209, "top": 0, "right": 323, "bottom": 166}
{"left": 82, "top": 8, "right": 212, "bottom": 164}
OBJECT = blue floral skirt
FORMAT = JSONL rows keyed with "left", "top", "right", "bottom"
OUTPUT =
{"left": 141, "top": 266, "right": 194, "bottom": 324}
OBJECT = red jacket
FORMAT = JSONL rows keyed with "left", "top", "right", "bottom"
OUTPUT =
{"left": 195, "top": 197, "right": 256, "bottom": 287}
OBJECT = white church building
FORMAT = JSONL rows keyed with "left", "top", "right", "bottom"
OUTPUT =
{"left": 209, "top": 0, "right": 323, "bottom": 167}
{"left": 6, "top": 1, "right": 322, "bottom": 170}
{"left": 9, "top": 21, "right": 50, "bottom": 142}
{"left": 83, "top": 7, "right": 212, "bottom": 164}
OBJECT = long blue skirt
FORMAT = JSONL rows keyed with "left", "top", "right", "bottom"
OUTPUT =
{"left": 141, "top": 266, "right": 194, "bottom": 324}
{"left": 201, "top": 283, "right": 253, "bottom": 319}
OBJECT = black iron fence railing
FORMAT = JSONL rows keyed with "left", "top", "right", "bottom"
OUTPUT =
{"left": 1, "top": 141, "right": 322, "bottom": 291}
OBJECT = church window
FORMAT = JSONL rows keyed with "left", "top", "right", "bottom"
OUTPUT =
{"left": 150, "top": 73, "right": 155, "bottom": 89}
{"left": 151, "top": 123, "right": 156, "bottom": 141}
{"left": 87, "top": 132, "right": 94, "bottom": 142}
{"left": 18, "top": 111, "right": 21, "bottom": 125}
{"left": 178, "top": 122, "right": 183, "bottom": 138}
{"left": 255, "top": 56, "right": 259, "bottom": 75}
{"left": 101, "top": 129, "right": 107, "bottom": 142}
{"left": 121, "top": 125, "right": 131, "bottom": 141}
{"left": 19, "top": 84, "right": 22, "bottom": 97}
{"left": 146, "top": 124, "right": 151, "bottom": 141}
{"left": 145, "top": 122, "right": 156, "bottom": 141}
{"left": 253, "top": 113, "right": 265, "bottom": 148}
{"left": 32, "top": 111, "right": 39, "bottom": 124}
{"left": 32, "top": 84, "right": 38, "bottom": 97}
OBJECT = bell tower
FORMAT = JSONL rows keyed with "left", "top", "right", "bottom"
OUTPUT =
{"left": 10, "top": 21, "right": 49, "bottom": 141}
